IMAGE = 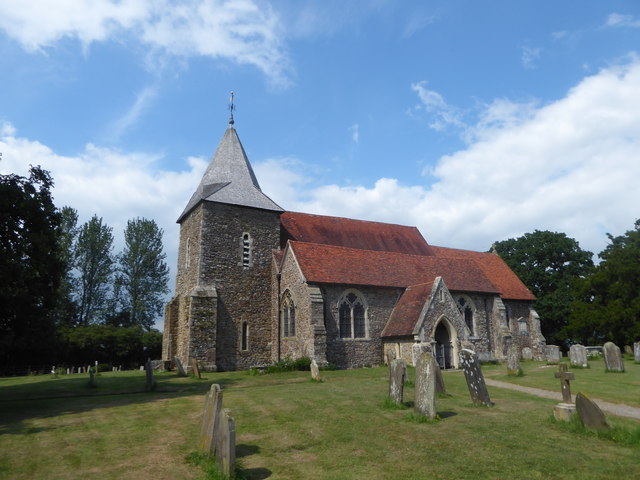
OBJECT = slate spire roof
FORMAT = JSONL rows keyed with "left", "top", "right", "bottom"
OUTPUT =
{"left": 178, "top": 124, "right": 283, "bottom": 222}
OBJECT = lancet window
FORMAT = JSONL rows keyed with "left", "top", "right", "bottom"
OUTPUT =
{"left": 457, "top": 296, "right": 475, "bottom": 336}
{"left": 281, "top": 291, "right": 296, "bottom": 338}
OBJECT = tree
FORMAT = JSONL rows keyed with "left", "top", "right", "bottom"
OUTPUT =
{"left": 74, "top": 215, "right": 114, "bottom": 325}
{"left": 53, "top": 206, "right": 79, "bottom": 326}
{"left": 492, "top": 230, "right": 594, "bottom": 345}
{"left": 115, "top": 218, "right": 169, "bottom": 330}
{"left": 568, "top": 220, "right": 640, "bottom": 346}
{"left": 0, "top": 166, "right": 64, "bottom": 370}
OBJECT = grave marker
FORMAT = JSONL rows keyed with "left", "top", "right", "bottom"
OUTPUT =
{"left": 174, "top": 355, "right": 187, "bottom": 376}
{"left": 310, "top": 359, "right": 322, "bottom": 382}
{"left": 200, "top": 384, "right": 223, "bottom": 455}
{"left": 554, "top": 363, "right": 575, "bottom": 403}
{"left": 603, "top": 341, "right": 624, "bottom": 372}
{"left": 388, "top": 358, "right": 406, "bottom": 405}
{"left": 145, "top": 358, "right": 154, "bottom": 391}
{"left": 506, "top": 342, "right": 520, "bottom": 375}
{"left": 569, "top": 344, "right": 588, "bottom": 368}
{"left": 215, "top": 409, "right": 236, "bottom": 477}
{"left": 546, "top": 345, "right": 561, "bottom": 364}
{"left": 634, "top": 341, "right": 640, "bottom": 363}
{"left": 459, "top": 349, "right": 494, "bottom": 407}
{"left": 89, "top": 367, "right": 95, "bottom": 388}
{"left": 434, "top": 363, "right": 447, "bottom": 395}
{"left": 521, "top": 347, "right": 533, "bottom": 361}
{"left": 414, "top": 352, "right": 437, "bottom": 419}
{"left": 575, "top": 392, "right": 610, "bottom": 431}
{"left": 190, "top": 357, "right": 201, "bottom": 379}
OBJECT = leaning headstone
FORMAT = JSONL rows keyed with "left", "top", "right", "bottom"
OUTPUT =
{"left": 575, "top": 392, "right": 610, "bottom": 431}
{"left": 459, "top": 349, "right": 494, "bottom": 407}
{"left": 546, "top": 345, "right": 561, "bottom": 364}
{"left": 190, "top": 357, "right": 201, "bottom": 379}
{"left": 506, "top": 342, "right": 520, "bottom": 375}
{"left": 386, "top": 349, "right": 396, "bottom": 365}
{"left": 434, "top": 363, "right": 447, "bottom": 395}
{"left": 310, "top": 359, "right": 322, "bottom": 382}
{"left": 145, "top": 358, "right": 155, "bottom": 391}
{"left": 215, "top": 409, "right": 236, "bottom": 477}
{"left": 521, "top": 347, "right": 533, "bottom": 361}
{"left": 388, "top": 359, "right": 406, "bottom": 405}
{"left": 569, "top": 344, "right": 588, "bottom": 368}
{"left": 603, "top": 341, "right": 624, "bottom": 372}
{"left": 200, "top": 384, "right": 223, "bottom": 455}
{"left": 414, "top": 352, "right": 437, "bottom": 419}
{"left": 174, "top": 355, "right": 187, "bottom": 376}
{"left": 634, "top": 341, "right": 640, "bottom": 363}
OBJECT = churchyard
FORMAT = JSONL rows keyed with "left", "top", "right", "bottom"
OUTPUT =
{"left": 2, "top": 357, "right": 640, "bottom": 479}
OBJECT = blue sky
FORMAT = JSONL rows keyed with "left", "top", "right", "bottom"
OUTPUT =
{"left": 2, "top": 1, "right": 640, "bottom": 321}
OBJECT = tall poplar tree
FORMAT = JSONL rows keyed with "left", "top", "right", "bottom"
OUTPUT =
{"left": 116, "top": 218, "right": 169, "bottom": 330}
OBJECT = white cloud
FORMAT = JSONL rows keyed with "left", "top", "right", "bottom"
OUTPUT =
{"left": 605, "top": 13, "right": 640, "bottom": 28}
{"left": 521, "top": 45, "right": 541, "bottom": 69}
{"left": 350, "top": 124, "right": 360, "bottom": 144}
{"left": 0, "top": 0, "right": 292, "bottom": 87}
{"left": 410, "top": 81, "right": 466, "bottom": 132}
{"left": 107, "top": 84, "right": 159, "bottom": 140}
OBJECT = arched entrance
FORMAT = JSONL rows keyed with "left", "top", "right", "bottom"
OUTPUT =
{"left": 435, "top": 321, "right": 453, "bottom": 369}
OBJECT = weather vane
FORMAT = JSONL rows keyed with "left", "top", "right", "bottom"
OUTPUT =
{"left": 228, "top": 91, "right": 235, "bottom": 125}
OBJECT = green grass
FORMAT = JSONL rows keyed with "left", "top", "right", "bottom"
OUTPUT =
{"left": 482, "top": 357, "right": 640, "bottom": 407}
{"left": 1, "top": 365, "right": 640, "bottom": 479}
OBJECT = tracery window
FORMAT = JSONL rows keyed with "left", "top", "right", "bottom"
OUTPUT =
{"left": 281, "top": 291, "right": 296, "bottom": 338}
{"left": 457, "top": 296, "right": 475, "bottom": 336}
{"left": 338, "top": 291, "right": 368, "bottom": 339}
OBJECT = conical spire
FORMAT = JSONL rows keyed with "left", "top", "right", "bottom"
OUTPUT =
{"left": 178, "top": 121, "right": 283, "bottom": 222}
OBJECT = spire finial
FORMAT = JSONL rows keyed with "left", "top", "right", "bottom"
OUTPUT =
{"left": 228, "top": 91, "right": 235, "bottom": 126}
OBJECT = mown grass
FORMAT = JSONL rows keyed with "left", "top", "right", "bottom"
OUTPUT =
{"left": 1, "top": 365, "right": 640, "bottom": 479}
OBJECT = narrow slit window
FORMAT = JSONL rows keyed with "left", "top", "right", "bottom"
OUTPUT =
{"left": 241, "top": 322, "right": 248, "bottom": 351}
{"left": 242, "top": 233, "right": 251, "bottom": 267}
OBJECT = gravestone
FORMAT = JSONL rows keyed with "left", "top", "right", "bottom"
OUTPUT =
{"left": 546, "top": 345, "right": 561, "bottom": 364}
{"left": 145, "top": 358, "right": 154, "bottom": 391}
{"left": 634, "top": 342, "right": 640, "bottom": 363}
{"left": 190, "top": 358, "right": 201, "bottom": 379}
{"left": 200, "top": 384, "right": 223, "bottom": 455}
{"left": 89, "top": 367, "right": 95, "bottom": 388}
{"left": 215, "top": 409, "right": 236, "bottom": 477}
{"left": 174, "top": 355, "right": 187, "bottom": 376}
{"left": 459, "top": 349, "right": 494, "bottom": 407}
{"left": 554, "top": 363, "right": 575, "bottom": 403}
{"left": 414, "top": 352, "right": 437, "bottom": 419}
{"left": 569, "top": 344, "right": 588, "bottom": 368}
{"left": 434, "top": 363, "right": 447, "bottom": 395}
{"left": 624, "top": 345, "right": 633, "bottom": 355}
{"left": 411, "top": 342, "right": 431, "bottom": 368}
{"left": 575, "top": 392, "right": 610, "bottom": 431}
{"left": 506, "top": 342, "right": 520, "bottom": 375}
{"left": 521, "top": 347, "right": 533, "bottom": 361}
{"left": 310, "top": 359, "right": 322, "bottom": 382}
{"left": 388, "top": 359, "right": 406, "bottom": 404}
{"left": 603, "top": 341, "right": 624, "bottom": 372}
{"left": 386, "top": 349, "right": 396, "bottom": 365}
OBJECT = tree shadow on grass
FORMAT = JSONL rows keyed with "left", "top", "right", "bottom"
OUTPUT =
{"left": 437, "top": 411, "right": 458, "bottom": 419}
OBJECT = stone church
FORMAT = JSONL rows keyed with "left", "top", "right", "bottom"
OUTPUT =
{"left": 162, "top": 117, "right": 547, "bottom": 371}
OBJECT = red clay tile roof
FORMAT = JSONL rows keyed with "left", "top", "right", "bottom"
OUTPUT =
{"left": 289, "top": 241, "right": 499, "bottom": 293}
{"left": 281, "top": 211, "right": 434, "bottom": 256}
{"left": 382, "top": 282, "right": 434, "bottom": 337}
{"left": 430, "top": 245, "right": 536, "bottom": 301}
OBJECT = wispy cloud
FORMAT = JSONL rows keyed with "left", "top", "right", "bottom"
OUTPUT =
{"left": 350, "top": 124, "right": 360, "bottom": 144}
{"left": 604, "top": 13, "right": 640, "bottom": 28}
{"left": 107, "top": 84, "right": 159, "bottom": 141}
{"left": 0, "top": 0, "right": 293, "bottom": 87}
{"left": 410, "top": 81, "right": 466, "bottom": 132}
{"left": 521, "top": 45, "right": 542, "bottom": 69}
{"left": 402, "top": 13, "right": 437, "bottom": 38}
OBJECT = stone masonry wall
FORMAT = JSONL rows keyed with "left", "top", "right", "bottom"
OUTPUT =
{"left": 200, "top": 202, "right": 280, "bottom": 370}
{"left": 175, "top": 205, "right": 203, "bottom": 297}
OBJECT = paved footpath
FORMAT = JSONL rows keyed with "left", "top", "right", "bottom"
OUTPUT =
{"left": 485, "top": 378, "right": 640, "bottom": 421}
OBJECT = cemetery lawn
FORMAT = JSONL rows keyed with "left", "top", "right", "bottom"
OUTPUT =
{"left": 1, "top": 365, "right": 640, "bottom": 480}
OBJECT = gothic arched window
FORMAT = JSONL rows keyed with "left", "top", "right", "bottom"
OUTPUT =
{"left": 281, "top": 291, "right": 296, "bottom": 338}
{"left": 338, "top": 291, "right": 368, "bottom": 339}
{"left": 457, "top": 296, "right": 475, "bottom": 336}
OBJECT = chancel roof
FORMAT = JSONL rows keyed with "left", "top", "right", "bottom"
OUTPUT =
{"left": 381, "top": 282, "right": 435, "bottom": 338}
{"left": 430, "top": 245, "right": 536, "bottom": 301}
{"left": 178, "top": 126, "right": 283, "bottom": 222}
{"left": 281, "top": 211, "right": 434, "bottom": 256}
{"left": 287, "top": 241, "right": 498, "bottom": 293}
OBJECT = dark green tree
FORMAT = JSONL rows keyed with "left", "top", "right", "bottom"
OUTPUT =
{"left": 74, "top": 215, "right": 114, "bottom": 325}
{"left": 492, "top": 230, "right": 594, "bottom": 345}
{"left": 115, "top": 218, "right": 169, "bottom": 330}
{"left": 0, "top": 166, "right": 64, "bottom": 370}
{"left": 53, "top": 206, "right": 79, "bottom": 325}
{"left": 568, "top": 220, "right": 640, "bottom": 346}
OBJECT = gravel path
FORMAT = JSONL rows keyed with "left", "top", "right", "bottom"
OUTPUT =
{"left": 485, "top": 378, "right": 640, "bottom": 420}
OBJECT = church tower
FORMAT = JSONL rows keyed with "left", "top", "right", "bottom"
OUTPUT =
{"left": 163, "top": 104, "right": 283, "bottom": 371}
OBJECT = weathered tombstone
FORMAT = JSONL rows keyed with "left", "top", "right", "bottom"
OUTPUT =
{"left": 66, "top": 368, "right": 70, "bottom": 375}
{"left": 200, "top": 384, "right": 223, "bottom": 455}
{"left": 624, "top": 345, "right": 633, "bottom": 355}
{"left": 388, "top": 359, "right": 406, "bottom": 404}
{"left": 521, "top": 347, "right": 533, "bottom": 361}
{"left": 190, "top": 357, "right": 201, "bottom": 379}
{"left": 459, "top": 349, "right": 494, "bottom": 407}
{"left": 145, "top": 358, "right": 154, "bottom": 391}
{"left": 411, "top": 342, "right": 431, "bottom": 367}
{"left": 386, "top": 348, "right": 396, "bottom": 365}
{"left": 569, "top": 344, "right": 588, "bottom": 368}
{"left": 434, "top": 363, "right": 447, "bottom": 395}
{"left": 140, "top": 365, "right": 144, "bottom": 371}
{"left": 215, "top": 409, "right": 236, "bottom": 477}
{"left": 414, "top": 352, "right": 437, "bottom": 419}
{"left": 546, "top": 345, "right": 561, "bottom": 364}
{"left": 51, "top": 366, "right": 56, "bottom": 375}
{"left": 506, "top": 342, "right": 520, "bottom": 375}
{"left": 310, "top": 359, "right": 322, "bottom": 382}
{"left": 174, "top": 355, "right": 187, "bottom": 376}
{"left": 575, "top": 392, "right": 610, "bottom": 431}
{"left": 89, "top": 367, "right": 95, "bottom": 388}
{"left": 554, "top": 363, "right": 575, "bottom": 403}
{"left": 634, "top": 341, "right": 640, "bottom": 363}
{"left": 603, "top": 341, "right": 624, "bottom": 372}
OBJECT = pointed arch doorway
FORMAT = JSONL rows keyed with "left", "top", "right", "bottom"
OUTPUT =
{"left": 434, "top": 321, "right": 454, "bottom": 369}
